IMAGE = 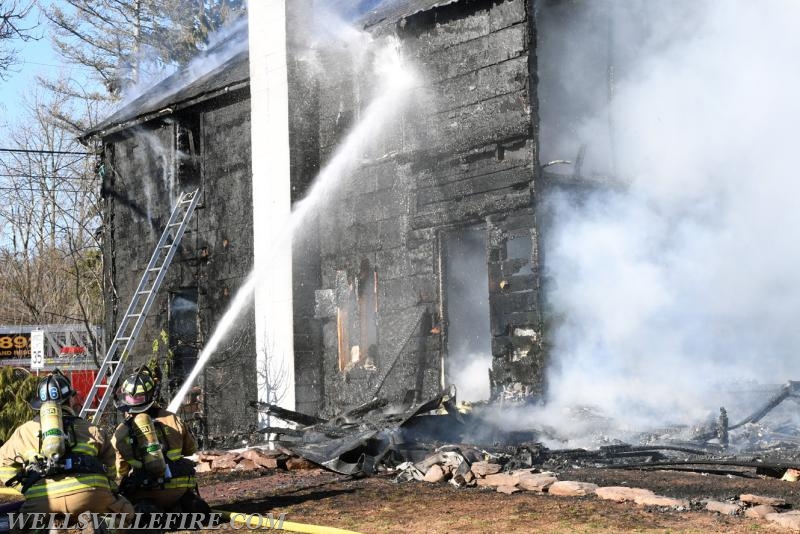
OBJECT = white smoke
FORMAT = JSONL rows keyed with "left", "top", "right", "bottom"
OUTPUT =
{"left": 541, "top": 0, "right": 800, "bottom": 430}
{"left": 119, "top": 16, "right": 248, "bottom": 108}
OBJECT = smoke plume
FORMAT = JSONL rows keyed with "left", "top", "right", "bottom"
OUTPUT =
{"left": 539, "top": 0, "right": 800, "bottom": 431}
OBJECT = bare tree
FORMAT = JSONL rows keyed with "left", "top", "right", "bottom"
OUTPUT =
{"left": 0, "top": 87, "right": 102, "bottom": 342}
{"left": 0, "top": 1, "right": 36, "bottom": 79}
{"left": 256, "top": 330, "right": 290, "bottom": 429}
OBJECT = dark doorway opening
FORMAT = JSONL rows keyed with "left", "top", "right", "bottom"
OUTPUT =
{"left": 443, "top": 227, "right": 492, "bottom": 402}
{"left": 168, "top": 288, "right": 198, "bottom": 391}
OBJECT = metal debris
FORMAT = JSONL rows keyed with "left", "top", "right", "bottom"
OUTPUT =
{"left": 250, "top": 381, "right": 800, "bottom": 482}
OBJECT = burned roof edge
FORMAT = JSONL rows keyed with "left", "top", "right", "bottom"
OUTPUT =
{"left": 80, "top": 21, "right": 250, "bottom": 143}
{"left": 80, "top": 2, "right": 461, "bottom": 143}
{"left": 359, "top": 0, "right": 462, "bottom": 31}
{"left": 79, "top": 78, "right": 250, "bottom": 144}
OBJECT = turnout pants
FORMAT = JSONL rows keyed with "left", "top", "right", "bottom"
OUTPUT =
{"left": 14, "top": 488, "right": 134, "bottom": 532}
{"left": 126, "top": 488, "right": 189, "bottom": 512}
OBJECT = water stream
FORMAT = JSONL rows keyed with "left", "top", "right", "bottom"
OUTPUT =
{"left": 167, "top": 39, "right": 416, "bottom": 412}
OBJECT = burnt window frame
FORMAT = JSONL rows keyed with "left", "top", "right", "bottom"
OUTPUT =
{"left": 174, "top": 114, "right": 202, "bottom": 190}
{"left": 335, "top": 260, "right": 380, "bottom": 372}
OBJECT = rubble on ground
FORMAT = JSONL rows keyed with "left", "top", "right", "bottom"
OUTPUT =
{"left": 247, "top": 381, "right": 800, "bottom": 477}
{"left": 230, "top": 383, "right": 800, "bottom": 531}
{"left": 195, "top": 447, "right": 318, "bottom": 474}
{"left": 240, "top": 384, "right": 800, "bottom": 489}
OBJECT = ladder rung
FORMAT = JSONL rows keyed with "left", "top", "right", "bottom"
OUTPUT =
{"left": 80, "top": 187, "right": 200, "bottom": 421}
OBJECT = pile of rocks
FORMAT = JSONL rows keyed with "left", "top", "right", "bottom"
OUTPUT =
{"left": 468, "top": 464, "right": 673, "bottom": 503}
{"left": 194, "top": 448, "right": 317, "bottom": 473}
{"left": 704, "top": 494, "right": 800, "bottom": 530}
{"left": 417, "top": 460, "right": 800, "bottom": 530}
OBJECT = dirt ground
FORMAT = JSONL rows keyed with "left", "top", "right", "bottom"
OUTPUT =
{"left": 3, "top": 466, "right": 799, "bottom": 533}
{"left": 198, "top": 466, "right": 800, "bottom": 534}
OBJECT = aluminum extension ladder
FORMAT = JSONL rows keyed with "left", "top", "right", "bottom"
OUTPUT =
{"left": 80, "top": 188, "right": 201, "bottom": 421}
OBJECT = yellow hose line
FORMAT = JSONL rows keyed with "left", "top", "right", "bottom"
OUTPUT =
{"left": 0, "top": 491, "right": 359, "bottom": 533}
{"left": 218, "top": 509, "right": 362, "bottom": 534}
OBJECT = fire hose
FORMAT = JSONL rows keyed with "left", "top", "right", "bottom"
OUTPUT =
{"left": 0, "top": 488, "right": 361, "bottom": 534}
{"left": 218, "top": 510, "right": 362, "bottom": 534}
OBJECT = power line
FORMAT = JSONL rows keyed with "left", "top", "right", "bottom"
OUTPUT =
{"left": 0, "top": 186, "right": 91, "bottom": 194}
{"left": 0, "top": 148, "right": 91, "bottom": 156}
{"left": 0, "top": 173, "right": 97, "bottom": 181}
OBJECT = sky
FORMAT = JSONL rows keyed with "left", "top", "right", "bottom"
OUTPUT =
{"left": 0, "top": 12, "right": 50, "bottom": 123}
{"left": 0, "top": 0, "right": 390, "bottom": 131}
{"left": 0, "top": 0, "right": 97, "bottom": 131}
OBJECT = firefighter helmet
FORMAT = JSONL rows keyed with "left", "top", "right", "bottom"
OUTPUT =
{"left": 30, "top": 369, "right": 75, "bottom": 409}
{"left": 116, "top": 366, "right": 159, "bottom": 413}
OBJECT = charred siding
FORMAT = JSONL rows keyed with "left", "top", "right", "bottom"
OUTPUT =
{"left": 312, "top": 0, "right": 542, "bottom": 413}
{"left": 288, "top": 0, "right": 325, "bottom": 416}
{"left": 101, "top": 90, "right": 257, "bottom": 436}
{"left": 98, "top": 0, "right": 546, "bottom": 429}
{"left": 197, "top": 96, "right": 257, "bottom": 436}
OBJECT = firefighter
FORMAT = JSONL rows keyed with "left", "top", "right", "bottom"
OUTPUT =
{"left": 0, "top": 369, "right": 134, "bottom": 528}
{"left": 111, "top": 366, "right": 209, "bottom": 515}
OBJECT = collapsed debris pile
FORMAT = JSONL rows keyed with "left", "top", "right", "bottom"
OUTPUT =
{"left": 192, "top": 382, "right": 800, "bottom": 530}
{"left": 249, "top": 382, "right": 800, "bottom": 481}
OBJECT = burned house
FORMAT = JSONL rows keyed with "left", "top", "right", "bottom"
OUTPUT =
{"left": 81, "top": 0, "right": 594, "bottom": 438}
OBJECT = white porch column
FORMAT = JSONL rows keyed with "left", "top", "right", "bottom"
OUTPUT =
{"left": 248, "top": 0, "right": 295, "bottom": 420}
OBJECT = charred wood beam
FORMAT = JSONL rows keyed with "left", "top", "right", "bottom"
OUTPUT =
{"left": 610, "top": 459, "right": 799, "bottom": 471}
{"left": 255, "top": 426, "right": 306, "bottom": 437}
{"left": 539, "top": 169, "right": 625, "bottom": 191}
{"left": 691, "top": 381, "right": 800, "bottom": 441}
{"left": 603, "top": 445, "right": 711, "bottom": 456}
{"left": 336, "top": 398, "right": 390, "bottom": 423}
{"left": 540, "top": 445, "right": 709, "bottom": 460}
{"left": 504, "top": 443, "right": 711, "bottom": 469}
{"left": 249, "top": 401, "right": 327, "bottom": 426}
{"left": 729, "top": 381, "right": 800, "bottom": 430}
{"left": 612, "top": 466, "right": 762, "bottom": 479}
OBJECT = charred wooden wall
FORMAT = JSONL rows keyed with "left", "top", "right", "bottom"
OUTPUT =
{"left": 287, "top": 0, "right": 325, "bottom": 417}
{"left": 309, "top": 0, "right": 543, "bottom": 414}
{"left": 100, "top": 90, "right": 259, "bottom": 437}
{"left": 100, "top": 0, "right": 546, "bottom": 427}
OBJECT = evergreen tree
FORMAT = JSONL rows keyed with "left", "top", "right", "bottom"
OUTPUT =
{"left": 0, "top": 367, "right": 37, "bottom": 443}
{"left": 45, "top": 0, "right": 245, "bottom": 97}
